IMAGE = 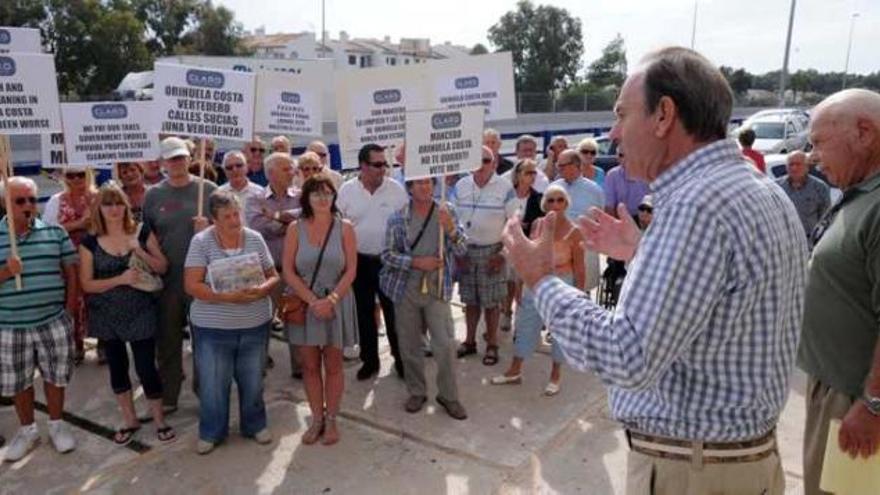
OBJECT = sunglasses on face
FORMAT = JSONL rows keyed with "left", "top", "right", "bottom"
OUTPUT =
{"left": 557, "top": 161, "right": 576, "bottom": 168}
{"left": 65, "top": 172, "right": 86, "bottom": 180}
{"left": 249, "top": 147, "right": 265, "bottom": 154}
{"left": 546, "top": 197, "right": 566, "bottom": 204}
{"left": 311, "top": 191, "right": 335, "bottom": 200}
{"left": 224, "top": 162, "right": 245, "bottom": 171}
{"left": 366, "top": 161, "right": 388, "bottom": 169}
{"left": 481, "top": 157, "right": 493, "bottom": 164}
{"left": 638, "top": 206, "right": 653, "bottom": 213}
{"left": 316, "top": 152, "right": 328, "bottom": 158}
{"left": 523, "top": 170, "right": 538, "bottom": 176}
{"left": 579, "top": 149, "right": 597, "bottom": 155}
{"left": 300, "top": 167, "right": 321, "bottom": 173}
{"left": 14, "top": 196, "right": 38, "bottom": 206}
{"left": 101, "top": 201, "right": 126, "bottom": 207}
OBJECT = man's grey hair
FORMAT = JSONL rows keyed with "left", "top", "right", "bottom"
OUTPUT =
{"left": 787, "top": 150, "right": 807, "bottom": 165}
{"left": 208, "top": 190, "right": 242, "bottom": 219}
{"left": 0, "top": 176, "right": 38, "bottom": 201}
{"left": 483, "top": 128, "right": 501, "bottom": 140}
{"left": 515, "top": 134, "right": 538, "bottom": 151}
{"left": 222, "top": 150, "right": 246, "bottom": 169}
{"left": 264, "top": 152, "right": 295, "bottom": 174}
{"left": 639, "top": 47, "right": 733, "bottom": 142}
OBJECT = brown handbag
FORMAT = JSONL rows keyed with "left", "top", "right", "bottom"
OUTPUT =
{"left": 281, "top": 219, "right": 334, "bottom": 325}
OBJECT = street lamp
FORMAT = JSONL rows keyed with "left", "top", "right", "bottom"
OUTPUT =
{"left": 779, "top": 0, "right": 797, "bottom": 107}
{"left": 842, "top": 12, "right": 860, "bottom": 89}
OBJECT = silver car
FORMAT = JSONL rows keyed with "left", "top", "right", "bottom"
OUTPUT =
{"left": 736, "top": 110, "right": 811, "bottom": 155}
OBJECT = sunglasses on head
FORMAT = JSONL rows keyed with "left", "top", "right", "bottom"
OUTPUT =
{"left": 14, "top": 196, "right": 38, "bottom": 206}
{"left": 224, "top": 162, "right": 245, "bottom": 171}
{"left": 65, "top": 172, "right": 86, "bottom": 179}
{"left": 366, "top": 161, "right": 388, "bottom": 169}
{"left": 579, "top": 149, "right": 596, "bottom": 155}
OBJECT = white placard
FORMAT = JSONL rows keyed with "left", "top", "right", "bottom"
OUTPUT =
{"left": 61, "top": 101, "right": 159, "bottom": 166}
{"left": 160, "top": 55, "right": 335, "bottom": 119}
{"left": 0, "top": 27, "right": 41, "bottom": 54}
{"left": 254, "top": 70, "right": 323, "bottom": 137}
{"left": 0, "top": 53, "right": 61, "bottom": 135}
{"left": 152, "top": 63, "right": 255, "bottom": 141}
{"left": 404, "top": 107, "right": 484, "bottom": 180}
{"left": 335, "top": 66, "right": 430, "bottom": 168}
{"left": 430, "top": 52, "right": 516, "bottom": 121}
{"left": 40, "top": 132, "right": 66, "bottom": 169}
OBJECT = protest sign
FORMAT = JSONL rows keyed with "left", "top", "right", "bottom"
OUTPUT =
{"left": 152, "top": 63, "right": 255, "bottom": 141}
{"left": 429, "top": 52, "right": 516, "bottom": 121}
{"left": 0, "top": 53, "right": 61, "bottom": 135}
{"left": 254, "top": 70, "right": 323, "bottom": 137}
{"left": 61, "top": 101, "right": 158, "bottom": 166}
{"left": 335, "top": 66, "right": 428, "bottom": 167}
{"left": 0, "top": 27, "right": 41, "bottom": 54}
{"left": 404, "top": 107, "right": 484, "bottom": 180}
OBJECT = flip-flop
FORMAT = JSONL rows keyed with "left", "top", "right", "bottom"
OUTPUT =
{"left": 482, "top": 345, "right": 499, "bottom": 366}
{"left": 113, "top": 426, "right": 141, "bottom": 446}
{"left": 157, "top": 426, "right": 176, "bottom": 443}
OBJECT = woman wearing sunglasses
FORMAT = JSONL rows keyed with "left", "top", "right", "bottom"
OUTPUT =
{"left": 491, "top": 184, "right": 585, "bottom": 396}
{"left": 44, "top": 168, "right": 97, "bottom": 364}
{"left": 576, "top": 138, "right": 606, "bottom": 187}
{"left": 78, "top": 184, "right": 175, "bottom": 446}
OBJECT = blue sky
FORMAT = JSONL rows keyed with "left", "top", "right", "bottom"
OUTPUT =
{"left": 217, "top": 0, "right": 877, "bottom": 75}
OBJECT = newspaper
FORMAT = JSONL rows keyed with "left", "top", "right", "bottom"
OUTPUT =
{"left": 206, "top": 252, "right": 266, "bottom": 293}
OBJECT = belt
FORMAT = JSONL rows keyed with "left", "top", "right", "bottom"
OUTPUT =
{"left": 625, "top": 429, "right": 776, "bottom": 465}
{"left": 357, "top": 253, "right": 382, "bottom": 261}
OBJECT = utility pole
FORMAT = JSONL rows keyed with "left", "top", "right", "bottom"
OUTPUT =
{"left": 779, "top": 0, "right": 797, "bottom": 107}
{"left": 842, "top": 13, "right": 860, "bottom": 89}
{"left": 691, "top": 1, "right": 698, "bottom": 49}
{"left": 321, "top": 0, "right": 326, "bottom": 58}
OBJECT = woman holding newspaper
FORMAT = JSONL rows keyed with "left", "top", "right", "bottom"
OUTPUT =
{"left": 183, "top": 190, "right": 280, "bottom": 455}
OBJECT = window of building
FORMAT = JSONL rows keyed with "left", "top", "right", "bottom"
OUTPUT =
{"left": 349, "top": 55, "right": 357, "bottom": 65}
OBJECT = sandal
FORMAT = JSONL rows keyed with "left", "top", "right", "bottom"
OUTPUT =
{"left": 113, "top": 426, "right": 140, "bottom": 446}
{"left": 157, "top": 426, "right": 176, "bottom": 443}
{"left": 301, "top": 418, "right": 324, "bottom": 445}
{"left": 482, "top": 345, "right": 499, "bottom": 366}
{"left": 322, "top": 415, "right": 339, "bottom": 446}
{"left": 456, "top": 342, "right": 477, "bottom": 358}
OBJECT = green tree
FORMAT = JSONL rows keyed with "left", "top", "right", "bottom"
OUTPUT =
{"left": 488, "top": 0, "right": 584, "bottom": 94}
{"left": 470, "top": 43, "right": 488, "bottom": 55}
{"left": 586, "top": 34, "right": 626, "bottom": 90}
{"left": 87, "top": 7, "right": 152, "bottom": 95}
{"left": 177, "top": 1, "right": 248, "bottom": 56}
{"left": 132, "top": 0, "right": 199, "bottom": 57}
{"left": 0, "top": 0, "right": 46, "bottom": 28}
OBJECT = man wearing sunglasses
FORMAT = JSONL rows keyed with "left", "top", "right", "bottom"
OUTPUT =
{"left": 218, "top": 151, "right": 264, "bottom": 224}
{"left": 243, "top": 138, "right": 268, "bottom": 187}
{"left": 0, "top": 177, "right": 80, "bottom": 461}
{"left": 337, "top": 143, "right": 408, "bottom": 380}
{"left": 306, "top": 140, "right": 344, "bottom": 190}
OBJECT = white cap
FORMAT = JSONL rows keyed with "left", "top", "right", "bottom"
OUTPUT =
{"left": 160, "top": 137, "right": 190, "bottom": 160}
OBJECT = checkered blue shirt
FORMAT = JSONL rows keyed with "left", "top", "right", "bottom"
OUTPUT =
{"left": 535, "top": 139, "right": 808, "bottom": 442}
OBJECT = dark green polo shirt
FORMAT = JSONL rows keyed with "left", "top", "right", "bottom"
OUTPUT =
{"left": 798, "top": 171, "right": 880, "bottom": 397}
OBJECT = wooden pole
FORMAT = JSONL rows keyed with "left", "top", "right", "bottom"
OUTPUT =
{"left": 438, "top": 178, "right": 446, "bottom": 297}
{"left": 111, "top": 162, "right": 119, "bottom": 183}
{"left": 197, "top": 138, "right": 206, "bottom": 218}
{"left": 0, "top": 135, "right": 23, "bottom": 290}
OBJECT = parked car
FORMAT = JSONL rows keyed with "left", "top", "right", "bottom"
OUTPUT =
{"left": 734, "top": 110, "right": 811, "bottom": 155}
{"left": 593, "top": 135, "right": 620, "bottom": 172}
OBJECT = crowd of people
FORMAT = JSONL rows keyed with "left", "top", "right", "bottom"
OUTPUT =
{"left": 0, "top": 45, "right": 878, "bottom": 495}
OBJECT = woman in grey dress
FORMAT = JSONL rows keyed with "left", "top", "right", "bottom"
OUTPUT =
{"left": 283, "top": 174, "right": 358, "bottom": 446}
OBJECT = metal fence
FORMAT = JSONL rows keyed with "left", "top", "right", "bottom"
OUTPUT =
{"left": 516, "top": 92, "right": 617, "bottom": 113}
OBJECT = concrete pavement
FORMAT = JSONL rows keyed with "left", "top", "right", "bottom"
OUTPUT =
{"left": 0, "top": 305, "right": 809, "bottom": 494}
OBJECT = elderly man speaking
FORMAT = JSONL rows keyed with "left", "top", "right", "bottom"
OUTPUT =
{"left": 798, "top": 89, "right": 880, "bottom": 495}
{"left": 503, "top": 47, "right": 807, "bottom": 494}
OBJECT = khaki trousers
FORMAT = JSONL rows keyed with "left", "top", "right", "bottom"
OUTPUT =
{"left": 803, "top": 375, "right": 855, "bottom": 495}
{"left": 626, "top": 448, "right": 785, "bottom": 495}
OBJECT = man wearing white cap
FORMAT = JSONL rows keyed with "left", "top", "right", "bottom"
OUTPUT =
{"left": 142, "top": 136, "right": 216, "bottom": 412}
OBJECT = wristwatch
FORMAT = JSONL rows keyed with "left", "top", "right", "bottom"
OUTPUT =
{"left": 863, "top": 393, "right": 880, "bottom": 416}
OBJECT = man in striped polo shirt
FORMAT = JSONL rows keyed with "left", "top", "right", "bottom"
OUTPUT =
{"left": 0, "top": 177, "right": 79, "bottom": 462}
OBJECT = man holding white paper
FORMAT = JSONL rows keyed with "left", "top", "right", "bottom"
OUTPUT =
{"left": 797, "top": 89, "right": 880, "bottom": 495}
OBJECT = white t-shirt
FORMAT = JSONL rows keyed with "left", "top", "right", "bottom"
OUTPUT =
{"left": 456, "top": 173, "right": 518, "bottom": 246}
{"left": 337, "top": 177, "right": 408, "bottom": 255}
